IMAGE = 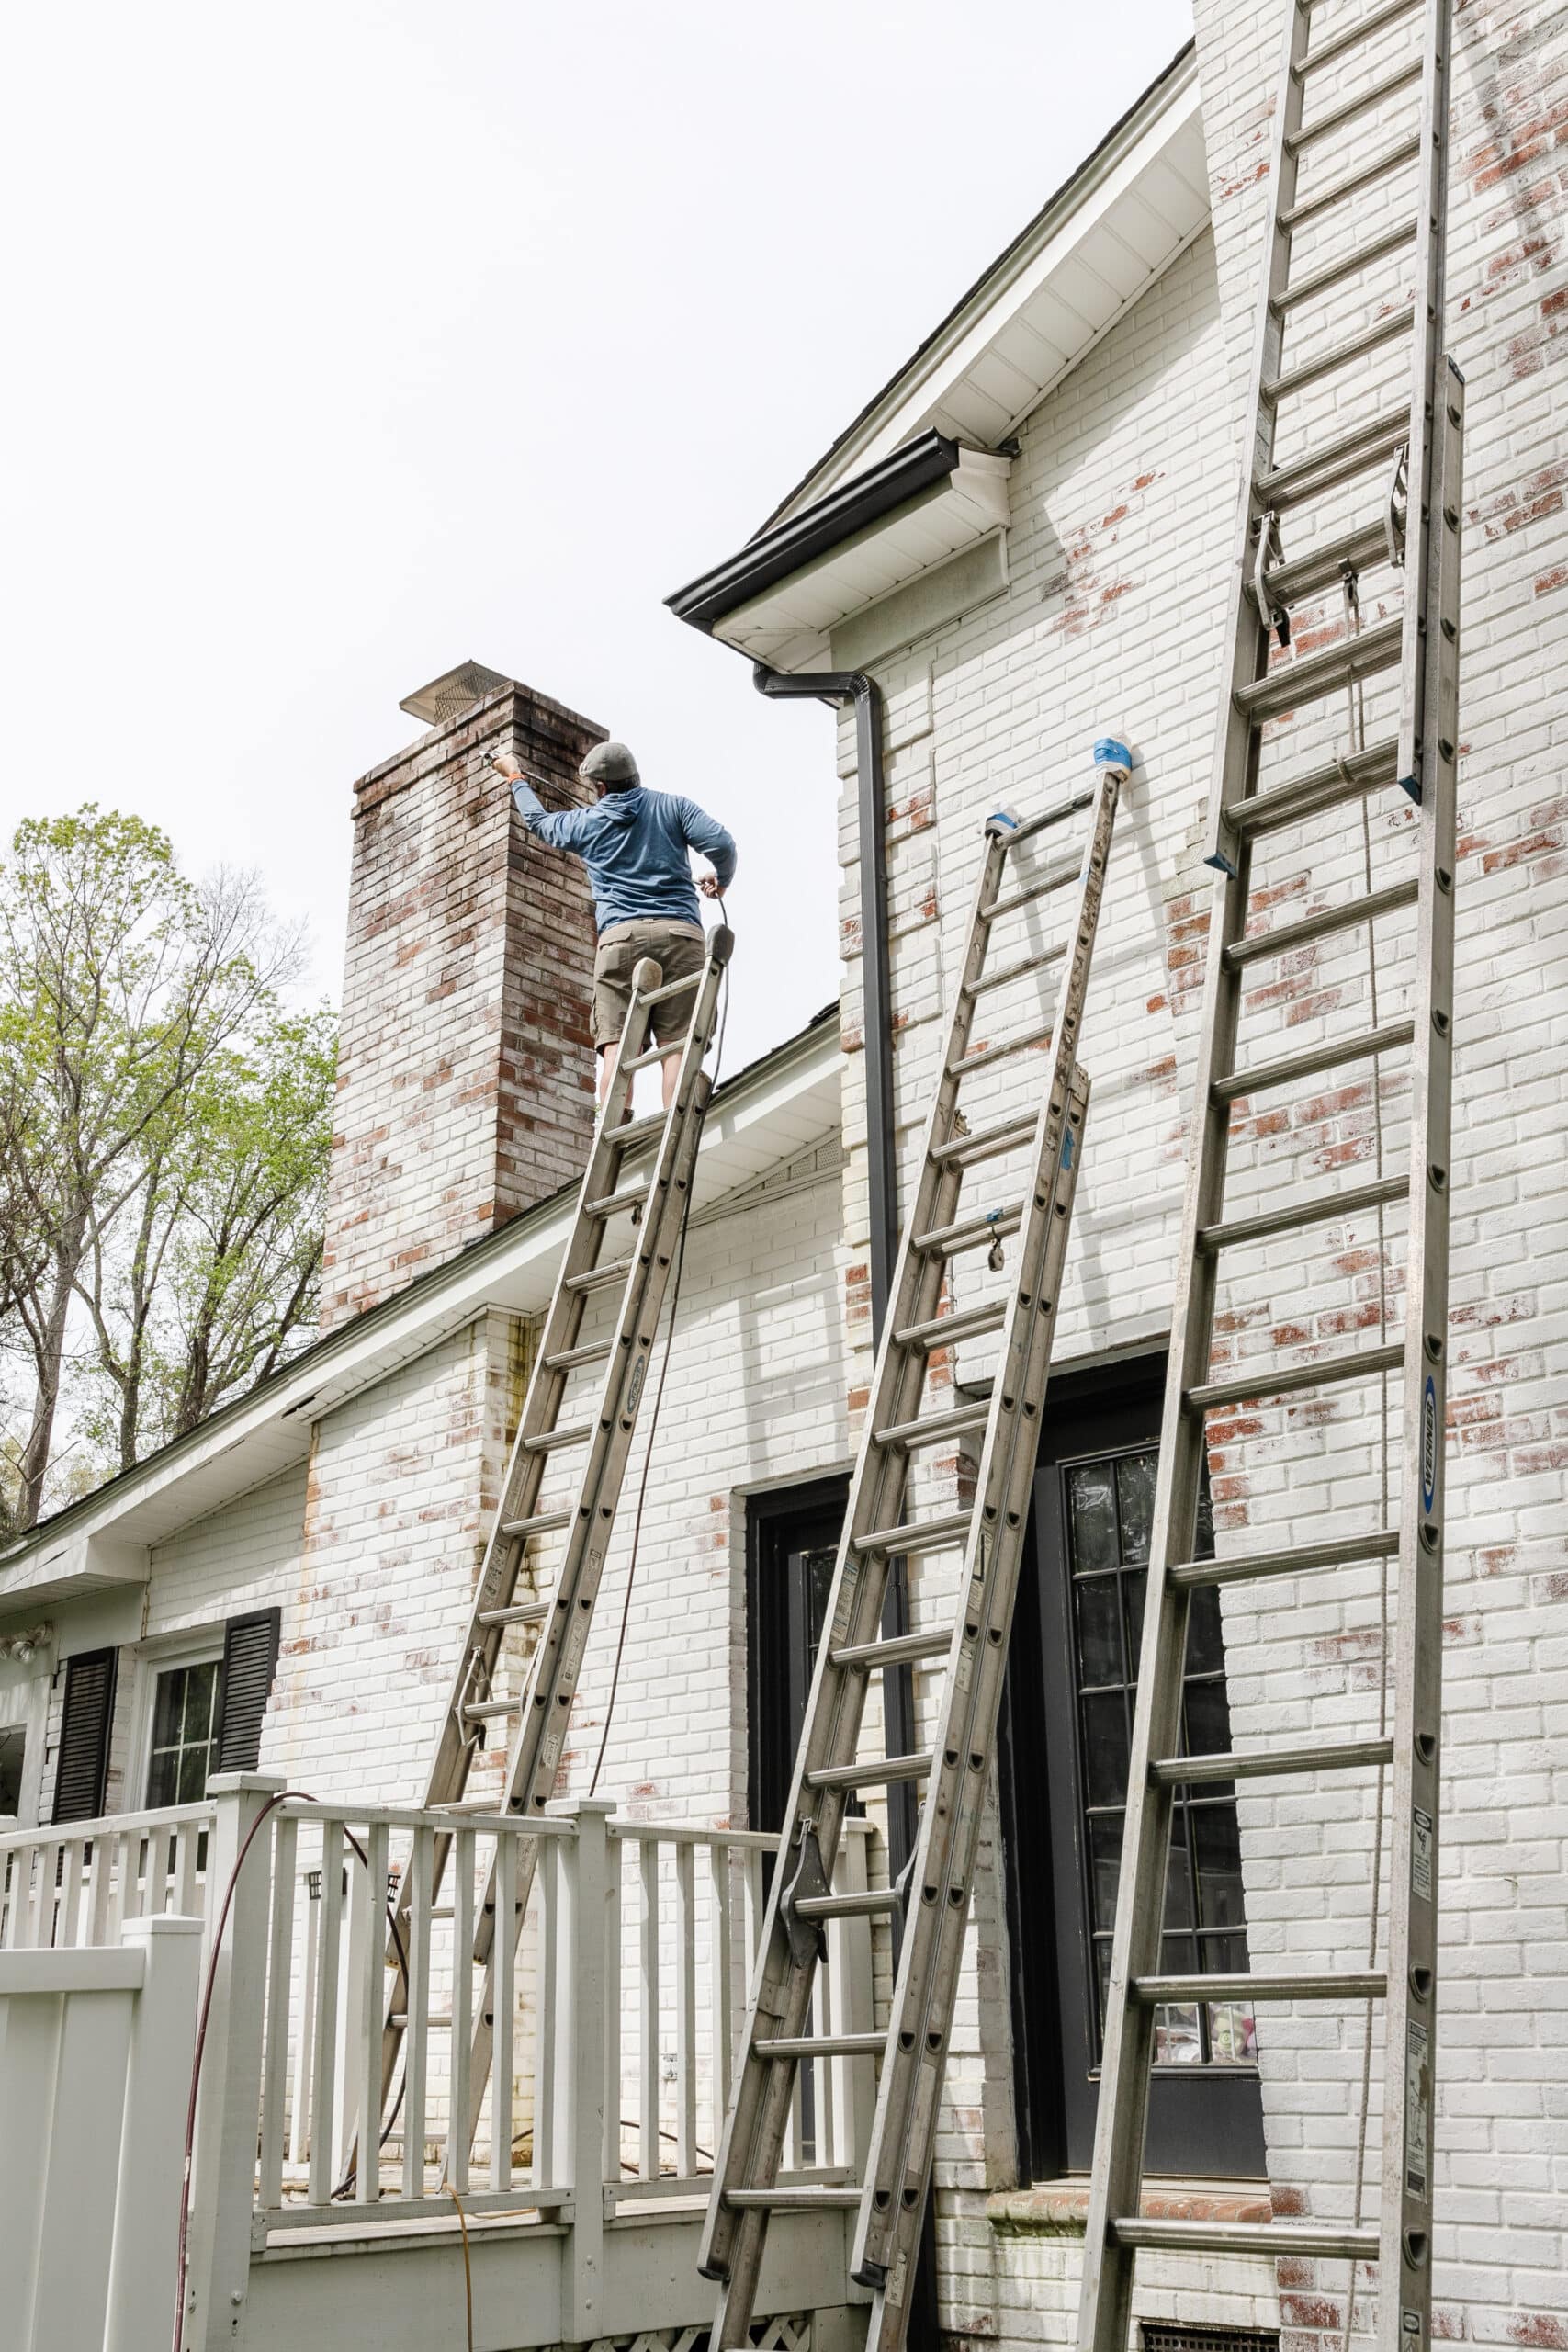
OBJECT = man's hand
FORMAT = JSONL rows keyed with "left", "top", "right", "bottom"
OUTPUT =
{"left": 491, "top": 751, "right": 523, "bottom": 781}
{"left": 698, "top": 873, "right": 724, "bottom": 899}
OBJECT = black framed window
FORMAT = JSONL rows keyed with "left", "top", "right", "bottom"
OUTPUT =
{"left": 998, "top": 1356, "right": 1265, "bottom": 2179}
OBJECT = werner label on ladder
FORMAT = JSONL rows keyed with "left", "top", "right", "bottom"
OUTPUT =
{"left": 372, "top": 729, "right": 738, "bottom": 2161}
{"left": 702, "top": 733, "right": 1132, "bottom": 2352}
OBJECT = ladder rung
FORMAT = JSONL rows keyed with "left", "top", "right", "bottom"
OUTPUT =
{"left": 523, "top": 1419, "right": 595, "bottom": 1453}
{"left": 565, "top": 1255, "right": 635, "bottom": 1295}
{"left": 1152, "top": 1735, "right": 1394, "bottom": 1787}
{"left": 1297, "top": 0, "right": 1420, "bottom": 81}
{"left": 1198, "top": 1172, "right": 1407, "bottom": 1255}
{"left": 1224, "top": 877, "right": 1417, "bottom": 969}
{"left": 1265, "top": 303, "right": 1415, "bottom": 404}
{"left": 463, "top": 1697, "right": 523, "bottom": 1723}
{"left": 1272, "top": 214, "right": 1416, "bottom": 317}
{"left": 1187, "top": 1338, "right": 1403, "bottom": 1412}
{"left": 753, "top": 2032, "right": 886, "bottom": 2060}
{"left": 1213, "top": 1015, "right": 1414, "bottom": 1103}
{"left": 854, "top": 1509, "right": 973, "bottom": 1557}
{"left": 930, "top": 1112, "right": 1036, "bottom": 1168}
{"left": 1256, "top": 519, "right": 1392, "bottom": 612}
{"left": 1110, "top": 2218, "right": 1380, "bottom": 2261}
{"left": 964, "top": 942, "right": 1068, "bottom": 999}
{"left": 1168, "top": 1525, "right": 1398, "bottom": 1590}
{"left": 830, "top": 1627, "right": 953, "bottom": 1671}
{"left": 892, "top": 1300, "right": 1007, "bottom": 1352}
{"left": 583, "top": 1181, "right": 649, "bottom": 1220}
{"left": 724, "top": 2187, "right": 863, "bottom": 2211}
{"left": 609, "top": 1109, "right": 664, "bottom": 1154}
{"left": 978, "top": 863, "right": 1079, "bottom": 922}
{"left": 1258, "top": 405, "right": 1411, "bottom": 511}
{"left": 807, "top": 1751, "right": 933, "bottom": 1791}
{"left": 1005, "top": 785, "right": 1095, "bottom": 845}
{"left": 794, "top": 1886, "right": 901, "bottom": 1920}
{"left": 1281, "top": 130, "right": 1421, "bottom": 231}
{"left": 874, "top": 1400, "right": 990, "bottom": 1452}
{"left": 1232, "top": 738, "right": 1399, "bottom": 839}
{"left": 543, "top": 1338, "right": 613, "bottom": 1374}
{"left": 625, "top": 1038, "right": 685, "bottom": 1072}
{"left": 389, "top": 2011, "right": 455, "bottom": 2028}
{"left": 913, "top": 1201, "right": 1024, "bottom": 1257}
{"left": 478, "top": 1598, "right": 551, "bottom": 1629}
{"left": 948, "top": 1020, "right": 1053, "bottom": 1079}
{"left": 643, "top": 968, "right": 703, "bottom": 1005}
{"left": 501, "top": 1509, "right": 572, "bottom": 1542}
{"left": 1133, "top": 1969, "right": 1385, "bottom": 2005}
{"left": 1233, "top": 615, "right": 1403, "bottom": 722}
{"left": 1286, "top": 57, "right": 1423, "bottom": 153}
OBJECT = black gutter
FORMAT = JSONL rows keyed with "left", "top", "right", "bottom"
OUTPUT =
{"left": 751, "top": 664, "right": 897, "bottom": 1341}
{"left": 665, "top": 430, "right": 961, "bottom": 636}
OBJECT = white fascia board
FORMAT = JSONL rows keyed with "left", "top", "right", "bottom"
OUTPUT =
{"left": 714, "top": 449, "right": 1012, "bottom": 673}
{"left": 0, "top": 1018, "right": 843, "bottom": 1595}
{"left": 776, "top": 54, "right": 1207, "bottom": 522}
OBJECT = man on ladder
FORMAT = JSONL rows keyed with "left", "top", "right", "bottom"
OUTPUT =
{"left": 494, "top": 738, "right": 738, "bottom": 1106}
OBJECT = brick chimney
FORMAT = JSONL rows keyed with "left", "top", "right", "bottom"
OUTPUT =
{"left": 320, "top": 665, "right": 605, "bottom": 1329}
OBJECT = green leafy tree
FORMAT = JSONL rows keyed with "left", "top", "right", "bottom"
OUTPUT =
{"left": 0, "top": 809, "right": 310, "bottom": 1528}
{"left": 77, "top": 1007, "right": 336, "bottom": 1467}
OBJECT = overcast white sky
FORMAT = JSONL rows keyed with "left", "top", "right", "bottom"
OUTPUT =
{"left": 2, "top": 0, "right": 1192, "bottom": 1076}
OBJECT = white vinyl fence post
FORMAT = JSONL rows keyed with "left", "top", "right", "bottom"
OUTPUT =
{"left": 180, "top": 1773, "right": 284, "bottom": 2352}
{"left": 105, "top": 1914, "right": 203, "bottom": 2352}
{"left": 547, "top": 1797, "right": 613, "bottom": 2344}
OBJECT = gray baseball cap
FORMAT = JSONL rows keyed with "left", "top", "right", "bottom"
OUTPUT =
{"left": 579, "top": 740, "right": 639, "bottom": 787}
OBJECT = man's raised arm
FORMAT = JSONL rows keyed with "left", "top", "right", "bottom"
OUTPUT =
{"left": 678, "top": 797, "right": 738, "bottom": 894}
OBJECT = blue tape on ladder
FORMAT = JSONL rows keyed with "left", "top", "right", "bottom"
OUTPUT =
{"left": 1093, "top": 738, "right": 1132, "bottom": 776}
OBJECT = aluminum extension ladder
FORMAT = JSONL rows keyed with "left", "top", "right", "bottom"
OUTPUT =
{"left": 703, "top": 738, "right": 1131, "bottom": 2352}
{"left": 1077, "top": 5, "right": 1461, "bottom": 2351}
{"left": 376, "top": 922, "right": 734, "bottom": 2150}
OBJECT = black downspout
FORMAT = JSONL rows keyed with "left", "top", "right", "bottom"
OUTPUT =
{"left": 752, "top": 665, "right": 897, "bottom": 1337}
{"left": 751, "top": 661, "right": 936, "bottom": 2352}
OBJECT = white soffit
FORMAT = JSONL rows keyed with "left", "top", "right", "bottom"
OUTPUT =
{"left": 714, "top": 448, "right": 1012, "bottom": 673}
{"left": 776, "top": 57, "right": 1208, "bottom": 525}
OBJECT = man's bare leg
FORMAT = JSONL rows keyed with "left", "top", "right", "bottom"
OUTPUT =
{"left": 598, "top": 1041, "right": 618, "bottom": 1108}
{"left": 661, "top": 1051, "right": 681, "bottom": 1112}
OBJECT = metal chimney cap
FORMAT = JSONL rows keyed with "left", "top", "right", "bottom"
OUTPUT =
{"left": 399, "top": 660, "right": 510, "bottom": 728}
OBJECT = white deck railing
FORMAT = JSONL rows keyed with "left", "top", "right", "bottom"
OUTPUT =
{"left": 2, "top": 1775, "right": 883, "bottom": 2348}
{"left": 0, "top": 1802, "right": 217, "bottom": 1951}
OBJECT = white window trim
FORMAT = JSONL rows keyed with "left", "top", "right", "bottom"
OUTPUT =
{"left": 0, "top": 1665, "right": 52, "bottom": 1827}
{"left": 126, "top": 1626, "right": 226, "bottom": 1812}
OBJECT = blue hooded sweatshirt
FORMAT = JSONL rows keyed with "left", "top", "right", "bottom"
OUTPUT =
{"left": 511, "top": 780, "right": 738, "bottom": 933}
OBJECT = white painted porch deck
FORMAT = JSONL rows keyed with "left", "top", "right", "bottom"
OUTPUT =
{"left": 0, "top": 1778, "right": 879, "bottom": 2352}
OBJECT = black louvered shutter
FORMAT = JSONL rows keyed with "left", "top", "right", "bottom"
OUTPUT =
{"left": 52, "top": 1647, "right": 118, "bottom": 1823}
{"left": 216, "top": 1608, "right": 282, "bottom": 1773}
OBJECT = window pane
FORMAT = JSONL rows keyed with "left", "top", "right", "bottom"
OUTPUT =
{"left": 1079, "top": 1693, "right": 1129, "bottom": 1807}
{"left": 1186, "top": 1584, "right": 1226, "bottom": 1676}
{"left": 1122, "top": 1568, "right": 1148, "bottom": 1678}
{"left": 151, "top": 1669, "right": 185, "bottom": 1752}
{"left": 1192, "top": 1806, "right": 1247, "bottom": 1930}
{"left": 1088, "top": 1815, "right": 1122, "bottom": 1932}
{"left": 1207, "top": 2000, "right": 1258, "bottom": 2064}
{"left": 1114, "top": 1451, "right": 1156, "bottom": 1566}
{"left": 1183, "top": 1676, "right": 1231, "bottom": 1759}
{"left": 1154, "top": 2003, "right": 1202, "bottom": 2064}
{"left": 1074, "top": 1576, "right": 1122, "bottom": 1688}
{"left": 148, "top": 1744, "right": 179, "bottom": 1810}
{"left": 1067, "top": 1464, "right": 1118, "bottom": 1571}
{"left": 1163, "top": 1826, "right": 1194, "bottom": 1930}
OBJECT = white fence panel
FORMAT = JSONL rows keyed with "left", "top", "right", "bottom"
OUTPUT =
{"left": 0, "top": 1915, "right": 200, "bottom": 2352}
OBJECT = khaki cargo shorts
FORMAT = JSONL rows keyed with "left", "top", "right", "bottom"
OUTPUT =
{"left": 592, "top": 918, "right": 708, "bottom": 1050}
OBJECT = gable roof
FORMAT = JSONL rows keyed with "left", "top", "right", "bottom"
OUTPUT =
{"left": 0, "top": 1004, "right": 840, "bottom": 1611}
{"left": 762, "top": 41, "right": 1205, "bottom": 530}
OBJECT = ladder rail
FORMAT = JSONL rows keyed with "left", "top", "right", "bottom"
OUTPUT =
{"left": 1077, "top": 7, "right": 1459, "bottom": 2349}
{"left": 705, "top": 755, "right": 1125, "bottom": 2352}
{"left": 374, "top": 925, "right": 732, "bottom": 2146}
{"left": 698, "top": 814, "right": 1024, "bottom": 2302}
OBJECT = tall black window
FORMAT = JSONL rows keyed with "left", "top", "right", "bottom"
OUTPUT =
{"left": 747, "top": 1476, "right": 850, "bottom": 1837}
{"left": 998, "top": 1356, "right": 1265, "bottom": 2179}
